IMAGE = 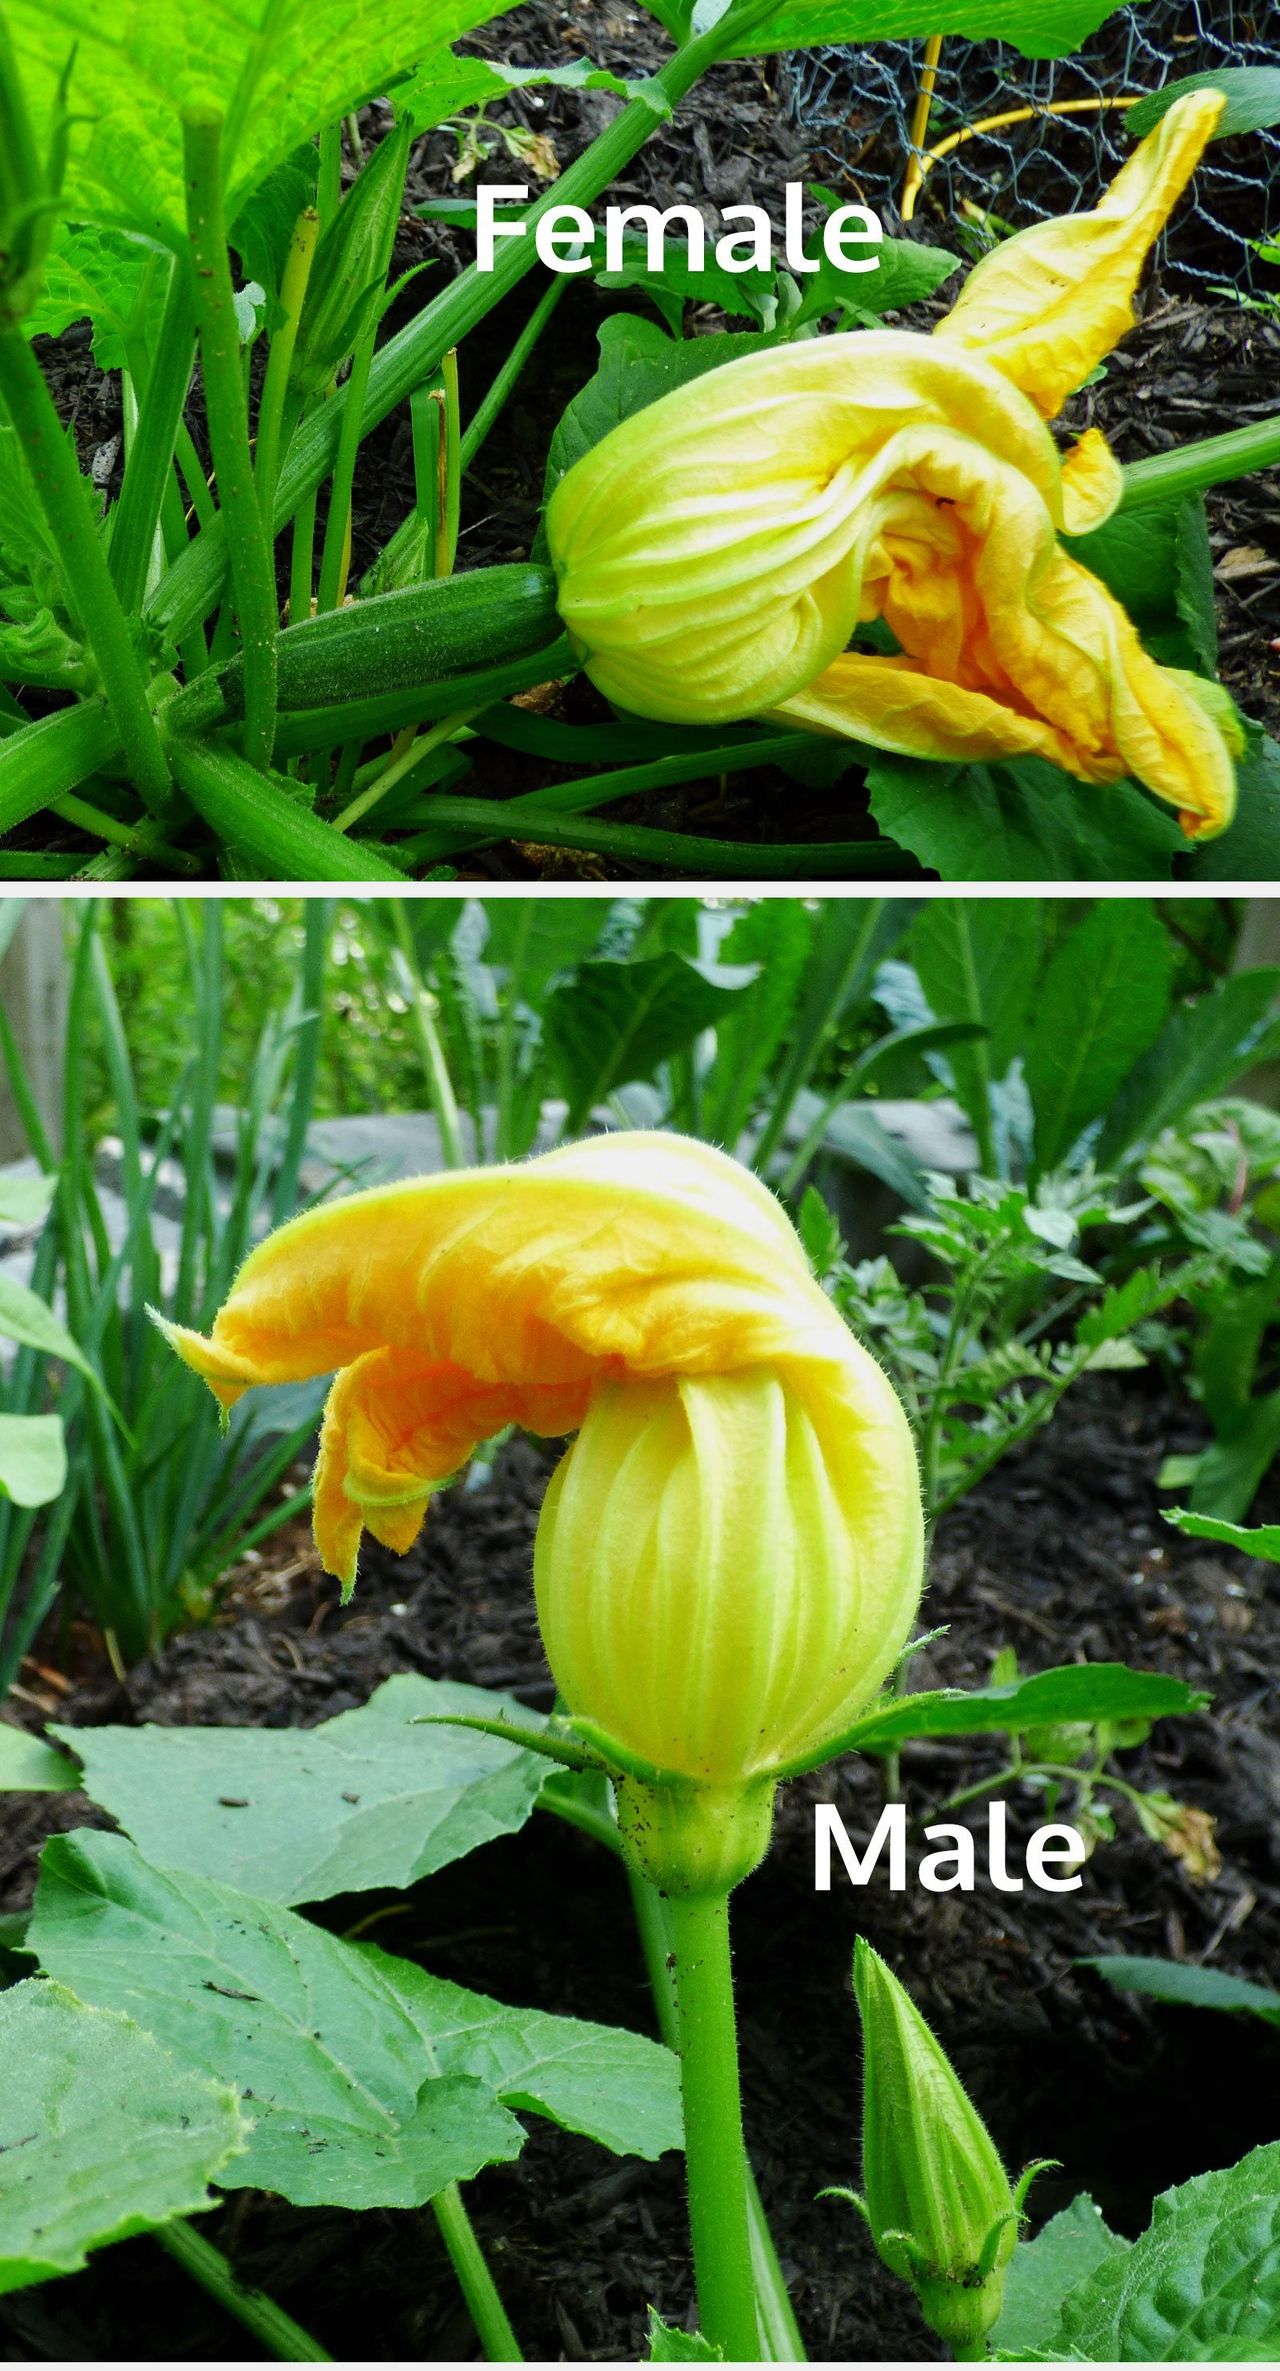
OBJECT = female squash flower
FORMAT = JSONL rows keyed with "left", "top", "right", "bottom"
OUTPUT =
{"left": 546, "top": 91, "right": 1235, "bottom": 841}
{"left": 158, "top": 1134, "right": 923, "bottom": 1881}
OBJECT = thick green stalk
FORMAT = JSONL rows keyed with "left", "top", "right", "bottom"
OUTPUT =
{"left": 667, "top": 1890, "right": 761, "bottom": 2363}
{"left": 182, "top": 109, "right": 279, "bottom": 769}
{"left": 155, "top": 2219, "right": 330, "bottom": 2361}
{"left": 398, "top": 797, "right": 912, "bottom": 880}
{"left": 431, "top": 2183, "right": 522, "bottom": 2362}
{"left": 150, "top": 15, "right": 750, "bottom": 646}
{"left": 110, "top": 260, "right": 195, "bottom": 611}
{"left": 0, "top": 329, "right": 172, "bottom": 811}
{"left": 1119, "top": 413, "right": 1280, "bottom": 514}
{"left": 167, "top": 737, "right": 407, "bottom": 880}
{"left": 0, "top": 701, "right": 121, "bottom": 838}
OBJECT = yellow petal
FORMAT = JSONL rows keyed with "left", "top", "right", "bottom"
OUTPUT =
{"left": 772, "top": 424, "right": 1236, "bottom": 837}
{"left": 1059, "top": 429, "right": 1125, "bottom": 536}
{"left": 936, "top": 90, "right": 1225, "bottom": 417}
{"left": 160, "top": 1133, "right": 919, "bottom": 1587}
{"left": 547, "top": 332, "right": 1062, "bottom": 721}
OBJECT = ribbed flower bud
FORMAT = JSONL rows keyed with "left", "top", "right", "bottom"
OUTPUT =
{"left": 534, "top": 1368, "right": 922, "bottom": 1893}
{"left": 288, "top": 122, "right": 409, "bottom": 401}
{"left": 853, "top": 1940, "right": 1019, "bottom": 2355}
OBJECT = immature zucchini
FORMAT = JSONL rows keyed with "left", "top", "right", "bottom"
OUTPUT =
{"left": 241, "top": 562, "right": 559, "bottom": 715}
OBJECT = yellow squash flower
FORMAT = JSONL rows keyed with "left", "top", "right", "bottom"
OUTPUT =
{"left": 546, "top": 92, "right": 1234, "bottom": 840}
{"left": 159, "top": 1134, "right": 923, "bottom": 1860}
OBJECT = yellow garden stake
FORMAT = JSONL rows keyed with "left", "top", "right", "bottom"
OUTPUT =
{"left": 903, "top": 92, "right": 1143, "bottom": 225}
{"left": 901, "top": 34, "right": 945, "bottom": 224}
{"left": 547, "top": 92, "right": 1239, "bottom": 843}
{"left": 158, "top": 1132, "right": 925, "bottom": 2362}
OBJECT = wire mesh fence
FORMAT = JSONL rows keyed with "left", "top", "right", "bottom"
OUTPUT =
{"left": 784, "top": 3, "right": 1280, "bottom": 295}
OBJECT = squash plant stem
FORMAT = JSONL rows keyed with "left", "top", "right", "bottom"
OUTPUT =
{"left": 1119, "top": 411, "right": 1280, "bottom": 512}
{"left": 109, "top": 257, "right": 196, "bottom": 614}
{"left": 155, "top": 2217, "right": 330, "bottom": 2361}
{"left": 0, "top": 328, "right": 173, "bottom": 815}
{"left": 431, "top": 2181, "right": 523, "bottom": 2361}
{"left": 182, "top": 108, "right": 279, "bottom": 771}
{"left": 668, "top": 1889, "right": 761, "bottom": 2362}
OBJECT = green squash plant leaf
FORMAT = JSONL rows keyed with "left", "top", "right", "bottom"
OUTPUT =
{"left": 51, "top": 1673, "right": 552, "bottom": 1905}
{"left": 6, "top": 0, "right": 507, "bottom": 243}
{"left": 0, "top": 1977, "right": 247, "bottom": 2295}
{"left": 29, "top": 1829, "right": 681, "bottom": 2209}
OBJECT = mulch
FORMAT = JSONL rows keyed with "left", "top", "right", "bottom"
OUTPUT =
{"left": 3, "top": 1365, "right": 1277, "bottom": 2362}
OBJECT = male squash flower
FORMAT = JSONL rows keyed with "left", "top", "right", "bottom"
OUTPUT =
{"left": 158, "top": 1133, "right": 922, "bottom": 1885}
{"left": 546, "top": 92, "right": 1235, "bottom": 840}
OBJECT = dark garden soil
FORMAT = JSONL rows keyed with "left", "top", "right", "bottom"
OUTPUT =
{"left": 15, "top": 0, "right": 1280, "bottom": 878}
{"left": 2, "top": 1365, "right": 1278, "bottom": 2363}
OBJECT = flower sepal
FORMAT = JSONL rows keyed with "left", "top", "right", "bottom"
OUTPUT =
{"left": 615, "top": 1770, "right": 777, "bottom": 1899}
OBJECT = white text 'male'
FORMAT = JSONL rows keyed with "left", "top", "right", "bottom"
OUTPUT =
{"left": 814, "top": 1801, "right": 1085, "bottom": 1894}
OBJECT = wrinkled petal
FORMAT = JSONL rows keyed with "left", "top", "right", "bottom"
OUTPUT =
{"left": 936, "top": 91, "right": 1224, "bottom": 416}
{"left": 160, "top": 1133, "right": 919, "bottom": 1593}
{"left": 771, "top": 425, "right": 1236, "bottom": 837}
{"left": 1059, "top": 428, "right": 1125, "bottom": 536}
{"left": 547, "top": 333, "right": 1061, "bottom": 723}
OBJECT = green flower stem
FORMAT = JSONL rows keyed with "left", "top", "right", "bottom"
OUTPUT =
{"left": 667, "top": 1889, "right": 761, "bottom": 2363}
{"left": 151, "top": 15, "right": 747, "bottom": 646}
{"left": 49, "top": 785, "right": 195, "bottom": 871}
{"left": 315, "top": 316, "right": 377, "bottom": 613}
{"left": 623, "top": 1861, "right": 805, "bottom": 2364}
{"left": 1119, "top": 412, "right": 1280, "bottom": 513}
{"left": 431, "top": 2181, "right": 522, "bottom": 2361}
{"left": 110, "top": 258, "right": 195, "bottom": 612}
{"left": 435, "top": 347, "right": 462, "bottom": 578}
{"left": 459, "top": 270, "right": 569, "bottom": 473}
{"left": 333, "top": 705, "right": 476, "bottom": 830}
{"left": 398, "top": 797, "right": 912, "bottom": 880}
{"left": 255, "top": 206, "right": 319, "bottom": 523}
{"left": 182, "top": 109, "right": 279, "bottom": 770}
{"left": 154, "top": 2217, "right": 330, "bottom": 2361}
{"left": 0, "top": 327, "right": 173, "bottom": 813}
{"left": 388, "top": 898, "right": 467, "bottom": 1167}
{"left": 290, "top": 481, "right": 318, "bottom": 624}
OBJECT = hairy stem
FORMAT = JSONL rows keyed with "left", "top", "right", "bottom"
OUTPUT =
{"left": 155, "top": 2218, "right": 330, "bottom": 2361}
{"left": 667, "top": 1890, "right": 761, "bottom": 2362}
{"left": 1119, "top": 413, "right": 1280, "bottom": 514}
{"left": 431, "top": 2182, "right": 522, "bottom": 2361}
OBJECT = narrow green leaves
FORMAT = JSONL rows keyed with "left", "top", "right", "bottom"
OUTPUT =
{"left": 1080, "top": 1957, "right": 1280, "bottom": 2026}
{"left": 0, "top": 1978, "right": 246, "bottom": 2295}
{"left": 800, "top": 1662, "right": 1207, "bottom": 1770}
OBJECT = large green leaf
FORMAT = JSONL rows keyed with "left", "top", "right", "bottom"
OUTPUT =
{"left": 705, "top": 899, "right": 813, "bottom": 1146}
{"left": 0, "top": 1977, "right": 245, "bottom": 2296}
{"left": 1049, "top": 2143, "right": 1280, "bottom": 2361}
{"left": 23, "top": 223, "right": 172, "bottom": 370}
{"left": 0, "top": 1722, "right": 78, "bottom": 1791}
{"left": 365, "top": 1944, "right": 682, "bottom": 2161}
{"left": 543, "top": 954, "right": 749, "bottom": 1132}
{"left": 1067, "top": 498, "right": 1218, "bottom": 676}
{"left": 652, "top": 2, "right": 1135, "bottom": 59}
{"left": 0, "top": 1412, "right": 66, "bottom": 1508}
{"left": 1024, "top": 901, "right": 1173, "bottom": 1175}
{"left": 30, "top": 1832, "right": 526, "bottom": 2210}
{"left": 866, "top": 750, "right": 1184, "bottom": 883}
{"left": 1097, "top": 969, "right": 1280, "bottom": 1168}
{"left": 995, "top": 2196, "right": 1129, "bottom": 2361}
{"left": 821, "top": 1662, "right": 1207, "bottom": 1764}
{"left": 1191, "top": 735, "right": 1280, "bottom": 885}
{"left": 908, "top": 900, "right": 1040, "bottom": 1164}
{"left": 53, "top": 1675, "right": 550, "bottom": 1906}
{"left": 1080, "top": 1956, "right": 1280, "bottom": 2027}
{"left": 1165, "top": 1508, "right": 1280, "bottom": 1562}
{"left": 9, "top": 0, "right": 503, "bottom": 246}
{"left": 30, "top": 1833, "right": 679, "bottom": 2208}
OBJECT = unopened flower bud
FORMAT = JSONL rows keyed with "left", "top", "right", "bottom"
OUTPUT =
{"left": 289, "top": 122, "right": 409, "bottom": 400}
{"left": 853, "top": 1940, "right": 1020, "bottom": 2356}
{"left": 534, "top": 1367, "right": 922, "bottom": 1894}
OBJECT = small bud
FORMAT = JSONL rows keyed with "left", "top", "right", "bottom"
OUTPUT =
{"left": 288, "top": 122, "right": 409, "bottom": 400}
{"left": 852, "top": 1940, "right": 1019, "bottom": 2355}
{"left": 534, "top": 1367, "right": 922, "bottom": 1894}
